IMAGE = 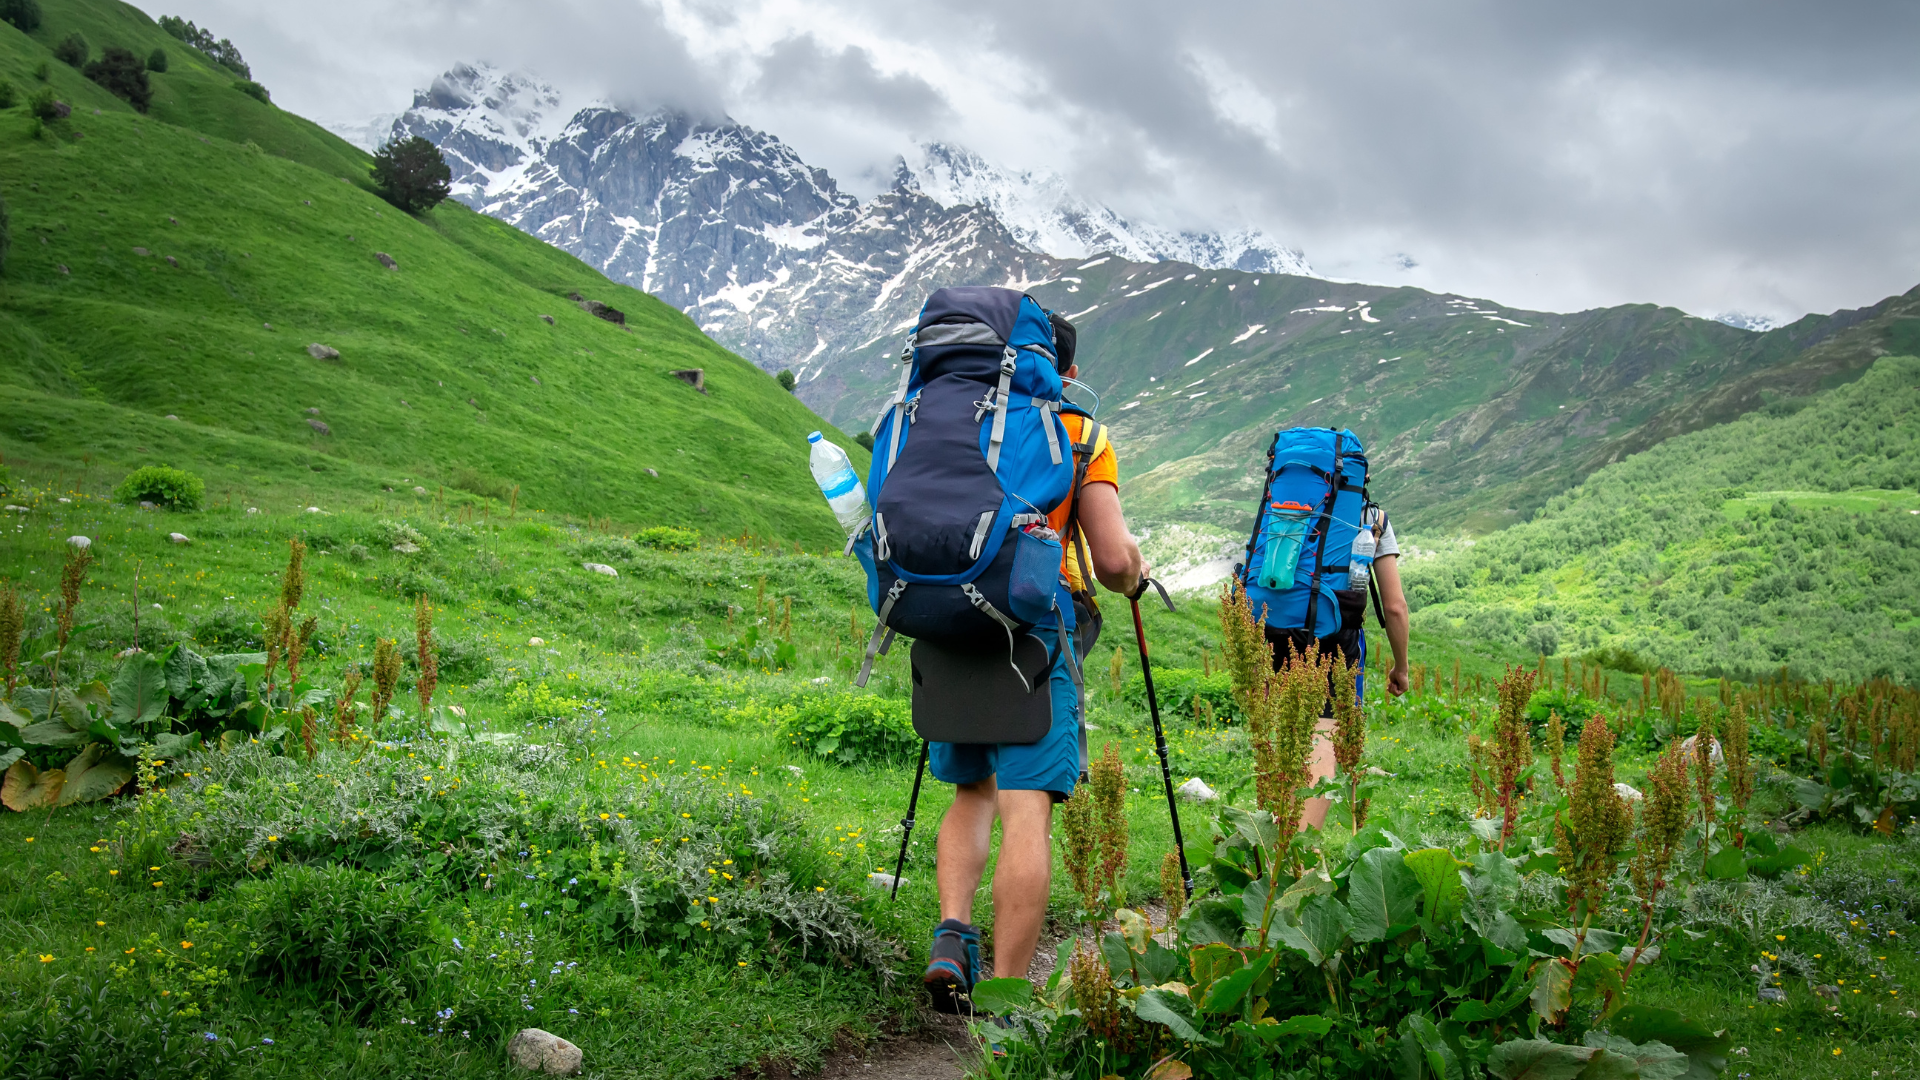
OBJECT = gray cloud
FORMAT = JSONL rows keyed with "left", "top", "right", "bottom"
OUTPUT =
{"left": 163, "top": 0, "right": 1919, "bottom": 321}
{"left": 748, "top": 35, "right": 951, "bottom": 128}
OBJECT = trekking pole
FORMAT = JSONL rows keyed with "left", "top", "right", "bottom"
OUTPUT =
{"left": 1128, "top": 578, "right": 1191, "bottom": 898}
{"left": 889, "top": 740, "right": 930, "bottom": 900}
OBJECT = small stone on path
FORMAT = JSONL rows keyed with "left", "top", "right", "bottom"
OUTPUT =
{"left": 1176, "top": 777, "right": 1218, "bottom": 802}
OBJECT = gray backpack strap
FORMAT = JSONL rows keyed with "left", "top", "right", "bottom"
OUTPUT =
{"left": 1053, "top": 604, "right": 1088, "bottom": 774}
{"left": 874, "top": 340, "right": 914, "bottom": 469}
{"left": 855, "top": 580, "right": 907, "bottom": 687}
{"left": 984, "top": 348, "right": 1018, "bottom": 472}
{"left": 960, "top": 582, "right": 1032, "bottom": 693}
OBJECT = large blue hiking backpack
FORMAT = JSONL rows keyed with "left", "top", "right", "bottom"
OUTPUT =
{"left": 851, "top": 287, "right": 1080, "bottom": 690}
{"left": 1235, "top": 427, "right": 1377, "bottom": 648}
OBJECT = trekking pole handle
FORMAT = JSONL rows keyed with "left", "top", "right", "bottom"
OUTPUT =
{"left": 1127, "top": 575, "right": 1176, "bottom": 613}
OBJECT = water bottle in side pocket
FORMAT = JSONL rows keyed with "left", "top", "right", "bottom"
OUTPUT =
{"left": 808, "top": 431, "right": 870, "bottom": 537}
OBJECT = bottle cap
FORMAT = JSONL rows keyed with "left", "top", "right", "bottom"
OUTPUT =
{"left": 807, "top": 431, "right": 823, "bottom": 443}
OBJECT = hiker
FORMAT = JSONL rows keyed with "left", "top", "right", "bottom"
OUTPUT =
{"left": 853, "top": 292, "right": 1145, "bottom": 1010}
{"left": 1233, "top": 428, "right": 1410, "bottom": 830}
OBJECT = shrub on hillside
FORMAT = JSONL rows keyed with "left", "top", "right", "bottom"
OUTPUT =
{"left": 636, "top": 525, "right": 699, "bottom": 551}
{"left": 52, "top": 31, "right": 88, "bottom": 68}
{"left": 0, "top": 77, "right": 16, "bottom": 109}
{"left": 854, "top": 431, "right": 874, "bottom": 451}
{"left": 84, "top": 47, "right": 153, "bottom": 112}
{"left": 25, "top": 86, "right": 61, "bottom": 122}
{"left": 229, "top": 864, "right": 424, "bottom": 1015}
{"left": 113, "top": 464, "right": 205, "bottom": 510}
{"left": 776, "top": 368, "right": 797, "bottom": 392}
{"left": 146, "top": 47, "right": 167, "bottom": 73}
{"left": 370, "top": 135, "right": 452, "bottom": 214}
{"left": 231, "top": 78, "right": 269, "bottom": 104}
{"left": 0, "top": 0, "right": 40, "bottom": 33}
{"left": 779, "top": 691, "right": 917, "bottom": 766}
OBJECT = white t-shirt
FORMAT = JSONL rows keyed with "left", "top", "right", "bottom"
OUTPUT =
{"left": 1358, "top": 506, "right": 1399, "bottom": 561}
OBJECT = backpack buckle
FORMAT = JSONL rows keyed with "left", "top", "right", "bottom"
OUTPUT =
{"left": 1001, "top": 347, "right": 1017, "bottom": 375}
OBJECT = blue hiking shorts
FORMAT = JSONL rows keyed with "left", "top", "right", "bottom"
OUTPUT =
{"left": 929, "top": 596, "right": 1100, "bottom": 800}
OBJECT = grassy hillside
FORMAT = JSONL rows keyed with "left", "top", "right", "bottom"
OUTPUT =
{"left": 0, "top": 0, "right": 866, "bottom": 547}
{"left": 967, "top": 261, "right": 1920, "bottom": 537}
{"left": 1399, "top": 354, "right": 1920, "bottom": 684}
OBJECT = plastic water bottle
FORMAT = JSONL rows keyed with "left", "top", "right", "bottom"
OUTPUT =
{"left": 1349, "top": 516, "right": 1376, "bottom": 591}
{"left": 808, "top": 432, "right": 870, "bottom": 536}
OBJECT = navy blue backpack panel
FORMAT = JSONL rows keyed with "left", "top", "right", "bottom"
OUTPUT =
{"left": 1237, "top": 427, "right": 1371, "bottom": 639}
{"left": 855, "top": 287, "right": 1077, "bottom": 686}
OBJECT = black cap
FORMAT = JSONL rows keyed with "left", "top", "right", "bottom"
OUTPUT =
{"left": 1048, "top": 312, "right": 1077, "bottom": 373}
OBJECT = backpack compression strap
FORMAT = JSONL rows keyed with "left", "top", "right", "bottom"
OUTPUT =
{"left": 1301, "top": 434, "right": 1345, "bottom": 636}
{"left": 1236, "top": 437, "right": 1282, "bottom": 586}
{"left": 872, "top": 339, "right": 914, "bottom": 470}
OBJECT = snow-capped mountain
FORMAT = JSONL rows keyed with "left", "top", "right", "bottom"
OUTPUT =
{"left": 381, "top": 64, "right": 1314, "bottom": 422}
{"left": 901, "top": 143, "right": 1312, "bottom": 276}
{"left": 1712, "top": 311, "right": 1783, "bottom": 333}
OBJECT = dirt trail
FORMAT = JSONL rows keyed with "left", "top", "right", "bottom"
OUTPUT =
{"left": 810, "top": 1015, "right": 974, "bottom": 1079}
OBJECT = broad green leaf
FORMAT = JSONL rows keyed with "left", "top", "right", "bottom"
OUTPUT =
{"left": 151, "top": 731, "right": 203, "bottom": 760}
{"left": 57, "top": 744, "right": 134, "bottom": 805}
{"left": 1224, "top": 804, "right": 1280, "bottom": 850}
{"left": 1404, "top": 848, "right": 1469, "bottom": 927}
{"left": 20, "top": 719, "right": 89, "bottom": 748}
{"left": 1239, "top": 875, "right": 1272, "bottom": 929}
{"left": 1743, "top": 830, "right": 1780, "bottom": 857}
{"left": 1133, "top": 988, "right": 1220, "bottom": 1046}
{"left": 1266, "top": 1013, "right": 1333, "bottom": 1037}
{"left": 1745, "top": 844, "right": 1810, "bottom": 879}
{"left": 1144, "top": 1060, "right": 1193, "bottom": 1080}
{"left": 1043, "top": 938, "right": 1076, "bottom": 996}
{"left": 2, "top": 759, "right": 64, "bottom": 811}
{"left": 0, "top": 699, "right": 29, "bottom": 742}
{"left": 1485, "top": 1038, "right": 1595, "bottom": 1080}
{"left": 1349, "top": 845, "right": 1421, "bottom": 942}
{"left": 1704, "top": 844, "right": 1747, "bottom": 881}
{"left": 1400, "top": 1014, "right": 1462, "bottom": 1080}
{"left": 1188, "top": 943, "right": 1243, "bottom": 997}
{"left": 969, "top": 977, "right": 1032, "bottom": 1015}
{"left": 1277, "top": 866, "right": 1337, "bottom": 920}
{"left": 74, "top": 681, "right": 111, "bottom": 717}
{"left": 10, "top": 688, "right": 51, "bottom": 723}
{"left": 1528, "top": 960, "right": 1573, "bottom": 1024}
{"left": 1582, "top": 1033, "right": 1689, "bottom": 1080}
{"left": 1117, "top": 907, "right": 1153, "bottom": 952}
{"left": 1199, "top": 952, "right": 1271, "bottom": 1014}
{"left": 1272, "top": 894, "right": 1350, "bottom": 968}
{"left": 1608, "top": 1005, "right": 1732, "bottom": 1080}
{"left": 1541, "top": 927, "right": 1625, "bottom": 957}
{"left": 0, "top": 748, "right": 21, "bottom": 772}
{"left": 163, "top": 644, "right": 204, "bottom": 699}
{"left": 1138, "top": 939, "right": 1180, "bottom": 984}
{"left": 1211, "top": 856, "right": 1254, "bottom": 893}
{"left": 1468, "top": 817, "right": 1503, "bottom": 844}
{"left": 111, "top": 652, "right": 169, "bottom": 730}
{"left": 1179, "top": 899, "right": 1245, "bottom": 947}
{"left": 1102, "top": 932, "right": 1139, "bottom": 984}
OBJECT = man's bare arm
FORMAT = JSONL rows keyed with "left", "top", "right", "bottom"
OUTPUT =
{"left": 1373, "top": 554, "right": 1412, "bottom": 696}
{"left": 1074, "top": 481, "right": 1146, "bottom": 597}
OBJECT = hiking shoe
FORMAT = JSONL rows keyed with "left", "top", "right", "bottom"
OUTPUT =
{"left": 923, "top": 918, "right": 980, "bottom": 1014}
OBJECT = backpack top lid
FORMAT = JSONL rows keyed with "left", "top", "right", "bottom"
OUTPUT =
{"left": 910, "top": 287, "right": 1062, "bottom": 394}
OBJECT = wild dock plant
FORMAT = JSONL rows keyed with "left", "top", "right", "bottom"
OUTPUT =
{"left": 1107, "top": 644, "right": 1125, "bottom": 697}
{"left": 1091, "top": 742, "right": 1129, "bottom": 905}
{"left": 1330, "top": 652, "right": 1368, "bottom": 828}
{"left": 0, "top": 583, "right": 23, "bottom": 698}
{"left": 1625, "top": 743, "right": 1691, "bottom": 986}
{"left": 414, "top": 595, "right": 438, "bottom": 717}
{"left": 1059, "top": 783, "right": 1097, "bottom": 913}
{"left": 370, "top": 638, "right": 401, "bottom": 733}
{"left": 1160, "top": 850, "right": 1186, "bottom": 926}
{"left": 1489, "top": 666, "right": 1537, "bottom": 849}
{"left": 1070, "top": 940, "right": 1126, "bottom": 1042}
{"left": 1545, "top": 712, "right": 1569, "bottom": 793}
{"left": 49, "top": 542, "right": 92, "bottom": 693}
{"left": 1218, "top": 581, "right": 1324, "bottom": 834}
{"left": 331, "top": 668, "right": 363, "bottom": 742}
{"left": 1808, "top": 717, "right": 1829, "bottom": 769}
{"left": 1555, "top": 713, "right": 1633, "bottom": 932}
{"left": 1692, "top": 706, "right": 1718, "bottom": 847}
{"left": 1724, "top": 699, "right": 1754, "bottom": 846}
{"left": 1467, "top": 733, "right": 1494, "bottom": 818}
{"left": 1270, "top": 644, "right": 1329, "bottom": 836}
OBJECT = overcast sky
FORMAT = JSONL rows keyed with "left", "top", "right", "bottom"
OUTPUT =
{"left": 168, "top": 0, "right": 1919, "bottom": 322}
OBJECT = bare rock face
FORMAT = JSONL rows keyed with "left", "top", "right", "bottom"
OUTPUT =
{"left": 307, "top": 343, "right": 341, "bottom": 361}
{"left": 307, "top": 418, "right": 332, "bottom": 435}
{"left": 669, "top": 368, "right": 706, "bottom": 393}
{"left": 506, "top": 1029, "right": 582, "bottom": 1075}
{"left": 376, "top": 252, "right": 397, "bottom": 270}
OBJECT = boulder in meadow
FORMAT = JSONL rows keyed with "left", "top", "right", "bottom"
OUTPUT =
{"left": 307, "top": 343, "right": 340, "bottom": 361}
{"left": 507, "top": 1029, "right": 582, "bottom": 1076}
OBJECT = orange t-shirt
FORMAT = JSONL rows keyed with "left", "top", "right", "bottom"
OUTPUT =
{"left": 1047, "top": 413, "right": 1118, "bottom": 594}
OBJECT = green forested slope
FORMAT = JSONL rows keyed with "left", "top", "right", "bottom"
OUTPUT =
{"left": 1399, "top": 355, "right": 1920, "bottom": 683}
{"left": 0, "top": 1, "right": 865, "bottom": 545}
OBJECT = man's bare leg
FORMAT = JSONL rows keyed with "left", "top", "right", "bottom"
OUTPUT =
{"left": 989, "top": 789, "right": 1054, "bottom": 979}
{"left": 1299, "top": 714, "right": 1338, "bottom": 830}
{"left": 937, "top": 778, "right": 998, "bottom": 923}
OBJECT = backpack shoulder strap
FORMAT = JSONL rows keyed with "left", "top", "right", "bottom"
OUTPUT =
{"left": 1060, "top": 414, "right": 1107, "bottom": 599}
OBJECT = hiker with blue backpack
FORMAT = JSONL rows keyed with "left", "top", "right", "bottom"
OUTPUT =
{"left": 845, "top": 286, "right": 1145, "bottom": 1012}
{"left": 1234, "top": 427, "right": 1412, "bottom": 829}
